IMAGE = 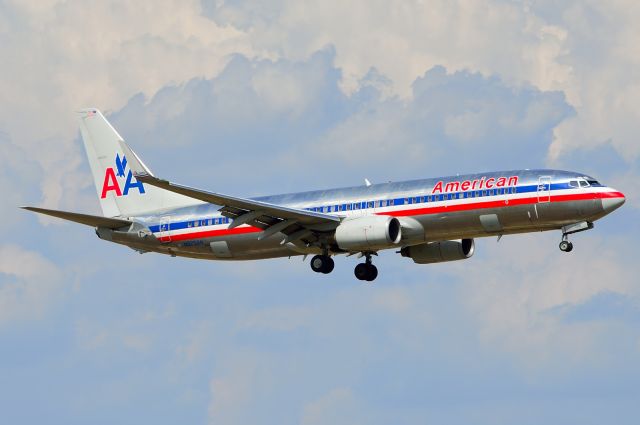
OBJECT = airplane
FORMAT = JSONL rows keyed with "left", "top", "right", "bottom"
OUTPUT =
{"left": 22, "top": 109, "right": 626, "bottom": 282}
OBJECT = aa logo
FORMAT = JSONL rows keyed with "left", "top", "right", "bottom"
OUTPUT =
{"left": 100, "top": 153, "right": 146, "bottom": 199}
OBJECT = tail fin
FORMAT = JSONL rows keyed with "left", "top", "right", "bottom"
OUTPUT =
{"left": 78, "top": 109, "right": 199, "bottom": 217}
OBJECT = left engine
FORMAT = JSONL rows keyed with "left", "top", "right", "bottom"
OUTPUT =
{"left": 335, "top": 216, "right": 402, "bottom": 251}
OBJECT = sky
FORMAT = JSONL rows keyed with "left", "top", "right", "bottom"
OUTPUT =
{"left": 0, "top": 1, "right": 639, "bottom": 424}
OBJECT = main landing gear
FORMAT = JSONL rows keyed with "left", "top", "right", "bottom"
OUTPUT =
{"left": 354, "top": 253, "right": 378, "bottom": 282}
{"left": 309, "top": 251, "right": 379, "bottom": 282}
{"left": 310, "top": 254, "right": 334, "bottom": 274}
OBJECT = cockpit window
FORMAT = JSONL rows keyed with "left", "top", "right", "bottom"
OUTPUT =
{"left": 579, "top": 180, "right": 590, "bottom": 188}
{"left": 587, "top": 179, "right": 601, "bottom": 186}
{"left": 569, "top": 180, "right": 579, "bottom": 188}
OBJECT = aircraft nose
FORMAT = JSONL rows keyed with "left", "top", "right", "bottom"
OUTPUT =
{"left": 602, "top": 190, "right": 626, "bottom": 213}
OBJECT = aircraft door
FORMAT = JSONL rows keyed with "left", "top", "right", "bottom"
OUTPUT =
{"left": 537, "top": 176, "right": 551, "bottom": 203}
{"left": 159, "top": 218, "right": 171, "bottom": 243}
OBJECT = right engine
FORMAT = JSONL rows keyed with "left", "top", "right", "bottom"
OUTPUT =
{"left": 400, "top": 239, "right": 475, "bottom": 264}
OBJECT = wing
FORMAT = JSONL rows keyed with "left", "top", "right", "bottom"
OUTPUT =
{"left": 119, "top": 141, "right": 340, "bottom": 243}
{"left": 21, "top": 206, "right": 132, "bottom": 229}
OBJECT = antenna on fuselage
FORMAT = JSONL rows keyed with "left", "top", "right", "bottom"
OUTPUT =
{"left": 364, "top": 178, "right": 372, "bottom": 187}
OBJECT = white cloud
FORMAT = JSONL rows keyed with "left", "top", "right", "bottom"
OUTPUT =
{"left": 458, "top": 232, "right": 637, "bottom": 372}
{"left": 0, "top": 244, "right": 62, "bottom": 326}
{"left": 0, "top": 0, "right": 257, "bottom": 210}
{"left": 205, "top": 0, "right": 639, "bottom": 163}
{"left": 0, "top": 0, "right": 253, "bottom": 143}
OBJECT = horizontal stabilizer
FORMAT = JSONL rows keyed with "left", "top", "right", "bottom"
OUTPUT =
{"left": 21, "top": 206, "right": 132, "bottom": 229}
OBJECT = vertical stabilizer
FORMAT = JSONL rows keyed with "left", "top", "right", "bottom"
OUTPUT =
{"left": 77, "top": 109, "right": 199, "bottom": 217}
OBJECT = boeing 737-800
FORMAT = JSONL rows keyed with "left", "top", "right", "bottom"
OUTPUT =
{"left": 23, "top": 109, "right": 626, "bottom": 281}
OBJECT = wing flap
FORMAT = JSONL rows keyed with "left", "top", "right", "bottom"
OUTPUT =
{"left": 21, "top": 207, "right": 132, "bottom": 229}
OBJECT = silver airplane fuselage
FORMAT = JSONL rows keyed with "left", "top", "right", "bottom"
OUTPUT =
{"left": 100, "top": 169, "right": 625, "bottom": 261}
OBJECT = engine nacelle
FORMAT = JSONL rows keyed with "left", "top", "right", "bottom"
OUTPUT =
{"left": 335, "top": 216, "right": 402, "bottom": 251}
{"left": 400, "top": 239, "right": 475, "bottom": 264}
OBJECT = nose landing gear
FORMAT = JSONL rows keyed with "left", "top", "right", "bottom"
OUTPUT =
{"left": 354, "top": 253, "right": 378, "bottom": 282}
{"left": 559, "top": 239, "right": 573, "bottom": 252}
{"left": 558, "top": 221, "right": 594, "bottom": 252}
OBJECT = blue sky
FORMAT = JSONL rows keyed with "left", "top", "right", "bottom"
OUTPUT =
{"left": 1, "top": 1, "right": 639, "bottom": 424}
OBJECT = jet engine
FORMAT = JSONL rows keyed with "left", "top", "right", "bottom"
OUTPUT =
{"left": 335, "top": 216, "right": 402, "bottom": 251}
{"left": 400, "top": 239, "right": 475, "bottom": 264}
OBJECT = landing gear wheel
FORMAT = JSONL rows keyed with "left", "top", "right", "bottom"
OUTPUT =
{"left": 354, "top": 263, "right": 368, "bottom": 280}
{"left": 322, "top": 257, "right": 335, "bottom": 274}
{"left": 310, "top": 255, "right": 334, "bottom": 274}
{"left": 559, "top": 240, "right": 573, "bottom": 252}
{"left": 354, "top": 263, "right": 378, "bottom": 282}
{"left": 365, "top": 264, "right": 378, "bottom": 281}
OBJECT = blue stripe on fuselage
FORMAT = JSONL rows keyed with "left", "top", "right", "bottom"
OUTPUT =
{"left": 147, "top": 182, "right": 593, "bottom": 234}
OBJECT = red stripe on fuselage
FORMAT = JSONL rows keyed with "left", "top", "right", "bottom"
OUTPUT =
{"left": 157, "top": 225, "right": 261, "bottom": 242}
{"left": 384, "top": 190, "right": 621, "bottom": 217}
{"left": 159, "top": 190, "right": 624, "bottom": 242}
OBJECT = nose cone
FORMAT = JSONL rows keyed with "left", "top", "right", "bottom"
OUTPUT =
{"left": 602, "top": 190, "right": 626, "bottom": 214}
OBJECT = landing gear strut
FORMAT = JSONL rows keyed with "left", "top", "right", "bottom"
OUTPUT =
{"left": 310, "top": 254, "right": 334, "bottom": 274}
{"left": 558, "top": 221, "right": 593, "bottom": 253}
{"left": 354, "top": 253, "right": 378, "bottom": 282}
{"left": 558, "top": 231, "right": 573, "bottom": 252}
